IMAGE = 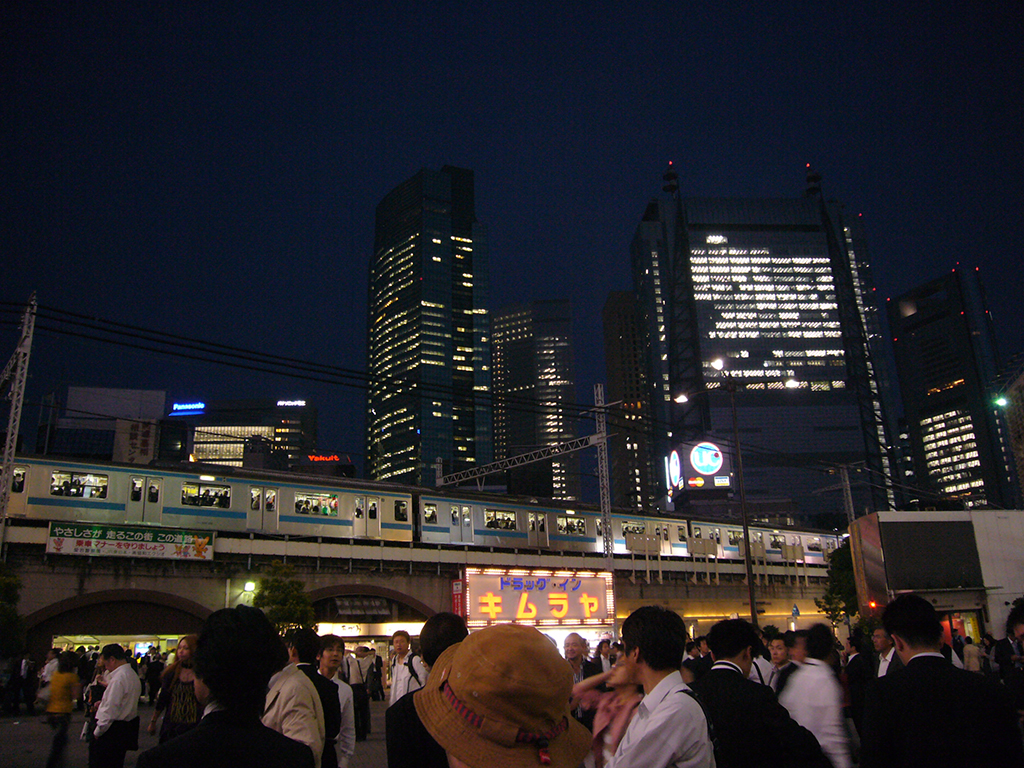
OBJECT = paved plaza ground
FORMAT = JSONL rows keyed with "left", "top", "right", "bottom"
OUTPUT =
{"left": 0, "top": 698, "right": 390, "bottom": 768}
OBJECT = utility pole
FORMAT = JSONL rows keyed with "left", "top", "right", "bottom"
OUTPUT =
{"left": 594, "top": 384, "right": 613, "bottom": 567}
{"left": 1, "top": 295, "right": 37, "bottom": 557}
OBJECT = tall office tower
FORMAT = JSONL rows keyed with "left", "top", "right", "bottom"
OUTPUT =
{"left": 492, "top": 300, "right": 580, "bottom": 499}
{"left": 602, "top": 291, "right": 655, "bottom": 511}
{"left": 630, "top": 166, "right": 893, "bottom": 525}
{"left": 366, "top": 166, "right": 492, "bottom": 486}
{"left": 889, "top": 268, "right": 1019, "bottom": 509}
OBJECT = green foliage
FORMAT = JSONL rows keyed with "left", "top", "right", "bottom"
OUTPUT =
{"left": 814, "top": 539, "right": 858, "bottom": 625}
{"left": 0, "top": 563, "right": 23, "bottom": 657}
{"left": 253, "top": 561, "right": 315, "bottom": 634}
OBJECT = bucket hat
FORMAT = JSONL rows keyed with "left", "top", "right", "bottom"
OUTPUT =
{"left": 414, "top": 623, "right": 592, "bottom": 767}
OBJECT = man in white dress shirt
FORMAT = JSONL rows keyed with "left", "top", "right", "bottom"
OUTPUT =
{"left": 778, "top": 624, "right": 851, "bottom": 768}
{"left": 90, "top": 644, "right": 142, "bottom": 768}
{"left": 319, "top": 635, "right": 356, "bottom": 768}
{"left": 607, "top": 605, "right": 715, "bottom": 768}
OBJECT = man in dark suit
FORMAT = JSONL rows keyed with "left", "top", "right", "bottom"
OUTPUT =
{"left": 860, "top": 594, "right": 1023, "bottom": 768}
{"left": 136, "top": 605, "right": 314, "bottom": 768}
{"left": 287, "top": 629, "right": 343, "bottom": 768}
{"left": 692, "top": 619, "right": 830, "bottom": 768}
{"left": 843, "top": 631, "right": 872, "bottom": 737}
{"left": 562, "top": 632, "right": 603, "bottom": 730}
{"left": 870, "top": 627, "right": 903, "bottom": 677}
{"left": 386, "top": 612, "right": 468, "bottom": 768}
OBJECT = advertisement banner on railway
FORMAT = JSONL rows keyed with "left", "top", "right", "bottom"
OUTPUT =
{"left": 45, "top": 522, "right": 215, "bottom": 561}
{"left": 464, "top": 568, "right": 614, "bottom": 628}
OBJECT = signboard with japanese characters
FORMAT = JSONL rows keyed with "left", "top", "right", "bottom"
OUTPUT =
{"left": 46, "top": 522, "right": 214, "bottom": 561}
{"left": 112, "top": 419, "right": 159, "bottom": 465}
{"left": 464, "top": 568, "right": 614, "bottom": 628}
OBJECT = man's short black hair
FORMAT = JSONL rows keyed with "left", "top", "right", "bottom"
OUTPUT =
{"left": 284, "top": 627, "right": 322, "bottom": 665}
{"left": 882, "top": 593, "right": 943, "bottom": 648}
{"left": 419, "top": 612, "right": 468, "bottom": 667}
{"left": 621, "top": 605, "right": 688, "bottom": 671}
{"left": 319, "top": 634, "right": 345, "bottom": 655}
{"left": 100, "top": 643, "right": 127, "bottom": 661}
{"left": 195, "top": 605, "right": 289, "bottom": 720}
{"left": 1005, "top": 603, "right": 1024, "bottom": 637}
{"left": 707, "top": 619, "right": 761, "bottom": 660}
{"left": 805, "top": 624, "right": 836, "bottom": 661}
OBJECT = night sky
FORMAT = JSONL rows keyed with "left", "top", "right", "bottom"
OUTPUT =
{"left": 3, "top": 2, "right": 1022, "bottom": 487}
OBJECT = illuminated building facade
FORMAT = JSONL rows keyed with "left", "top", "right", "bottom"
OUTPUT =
{"left": 166, "top": 398, "right": 317, "bottom": 467}
{"left": 630, "top": 168, "right": 894, "bottom": 524}
{"left": 889, "top": 269, "right": 1019, "bottom": 508}
{"left": 493, "top": 300, "right": 579, "bottom": 500}
{"left": 365, "top": 166, "right": 492, "bottom": 486}
{"left": 602, "top": 291, "right": 655, "bottom": 511}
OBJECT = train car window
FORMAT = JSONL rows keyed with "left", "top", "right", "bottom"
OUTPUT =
{"left": 556, "top": 516, "right": 585, "bottom": 535}
{"left": 266, "top": 489, "right": 277, "bottom": 513}
{"left": 355, "top": 498, "right": 365, "bottom": 519}
{"left": 595, "top": 519, "right": 602, "bottom": 537}
{"left": 131, "top": 477, "right": 144, "bottom": 502}
{"left": 769, "top": 534, "right": 785, "bottom": 550}
{"left": 807, "top": 537, "right": 822, "bottom": 552}
{"left": 484, "top": 509, "right": 517, "bottom": 530}
{"left": 394, "top": 500, "right": 408, "bottom": 522}
{"left": 713, "top": 528, "right": 721, "bottom": 544}
{"left": 250, "top": 488, "right": 262, "bottom": 511}
{"left": 622, "top": 522, "right": 646, "bottom": 535}
{"left": 50, "top": 471, "right": 108, "bottom": 499}
{"left": 462, "top": 506, "right": 472, "bottom": 527}
{"left": 537, "top": 515, "right": 545, "bottom": 532}
{"left": 181, "top": 482, "right": 230, "bottom": 509}
{"left": 754, "top": 531, "right": 763, "bottom": 543}
{"left": 728, "top": 530, "right": 743, "bottom": 547}
{"left": 294, "top": 492, "right": 338, "bottom": 517}
{"left": 12, "top": 468, "right": 26, "bottom": 493}
{"left": 678, "top": 526, "right": 686, "bottom": 542}
{"left": 148, "top": 483, "right": 160, "bottom": 503}
{"left": 424, "top": 503, "right": 438, "bottom": 524}
{"left": 693, "top": 527, "right": 702, "bottom": 538}
{"left": 451, "top": 507, "right": 460, "bottom": 526}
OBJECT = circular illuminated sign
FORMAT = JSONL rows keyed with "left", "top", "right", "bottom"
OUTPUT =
{"left": 668, "top": 450, "right": 682, "bottom": 489}
{"left": 689, "top": 442, "right": 724, "bottom": 476}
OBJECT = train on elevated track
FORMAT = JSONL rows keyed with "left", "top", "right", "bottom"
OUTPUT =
{"left": 6, "top": 456, "right": 841, "bottom": 565}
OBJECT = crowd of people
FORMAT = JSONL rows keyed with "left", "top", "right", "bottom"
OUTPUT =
{"left": 3, "top": 594, "right": 1024, "bottom": 768}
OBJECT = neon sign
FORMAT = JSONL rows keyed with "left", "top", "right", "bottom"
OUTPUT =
{"left": 277, "top": 400, "right": 306, "bottom": 407}
{"left": 171, "top": 402, "right": 205, "bottom": 413}
{"left": 307, "top": 455, "right": 340, "bottom": 462}
{"left": 690, "top": 442, "right": 724, "bottom": 476}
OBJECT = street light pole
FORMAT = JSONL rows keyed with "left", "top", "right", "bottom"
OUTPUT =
{"left": 724, "top": 375, "right": 759, "bottom": 628}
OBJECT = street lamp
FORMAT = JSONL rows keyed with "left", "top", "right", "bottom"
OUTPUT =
{"left": 673, "top": 358, "right": 791, "bottom": 629}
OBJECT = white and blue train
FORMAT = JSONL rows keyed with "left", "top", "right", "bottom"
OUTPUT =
{"left": 7, "top": 456, "right": 840, "bottom": 565}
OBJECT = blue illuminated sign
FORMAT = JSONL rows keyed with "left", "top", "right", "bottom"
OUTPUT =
{"left": 171, "top": 402, "right": 206, "bottom": 414}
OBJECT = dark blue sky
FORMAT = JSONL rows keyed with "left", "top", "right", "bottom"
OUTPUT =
{"left": 3, "top": 2, "right": 1022, "bottom": 479}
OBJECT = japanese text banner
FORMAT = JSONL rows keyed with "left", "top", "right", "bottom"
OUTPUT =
{"left": 46, "top": 522, "right": 214, "bottom": 561}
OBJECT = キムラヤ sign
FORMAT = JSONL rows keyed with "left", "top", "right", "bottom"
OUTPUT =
{"left": 464, "top": 568, "right": 614, "bottom": 628}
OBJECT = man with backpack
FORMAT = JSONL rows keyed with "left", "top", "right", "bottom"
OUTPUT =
{"left": 388, "top": 631, "right": 426, "bottom": 707}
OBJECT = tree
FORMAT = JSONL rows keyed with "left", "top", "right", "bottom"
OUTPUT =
{"left": 0, "top": 562, "right": 23, "bottom": 657}
{"left": 814, "top": 538, "right": 858, "bottom": 626}
{"left": 253, "top": 560, "right": 316, "bottom": 633}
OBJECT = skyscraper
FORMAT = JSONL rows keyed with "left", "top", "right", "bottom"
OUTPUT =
{"left": 492, "top": 300, "right": 580, "bottom": 499}
{"left": 602, "top": 291, "right": 654, "bottom": 511}
{"left": 629, "top": 166, "right": 893, "bottom": 524}
{"left": 889, "top": 268, "right": 1019, "bottom": 509}
{"left": 365, "top": 166, "right": 492, "bottom": 486}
